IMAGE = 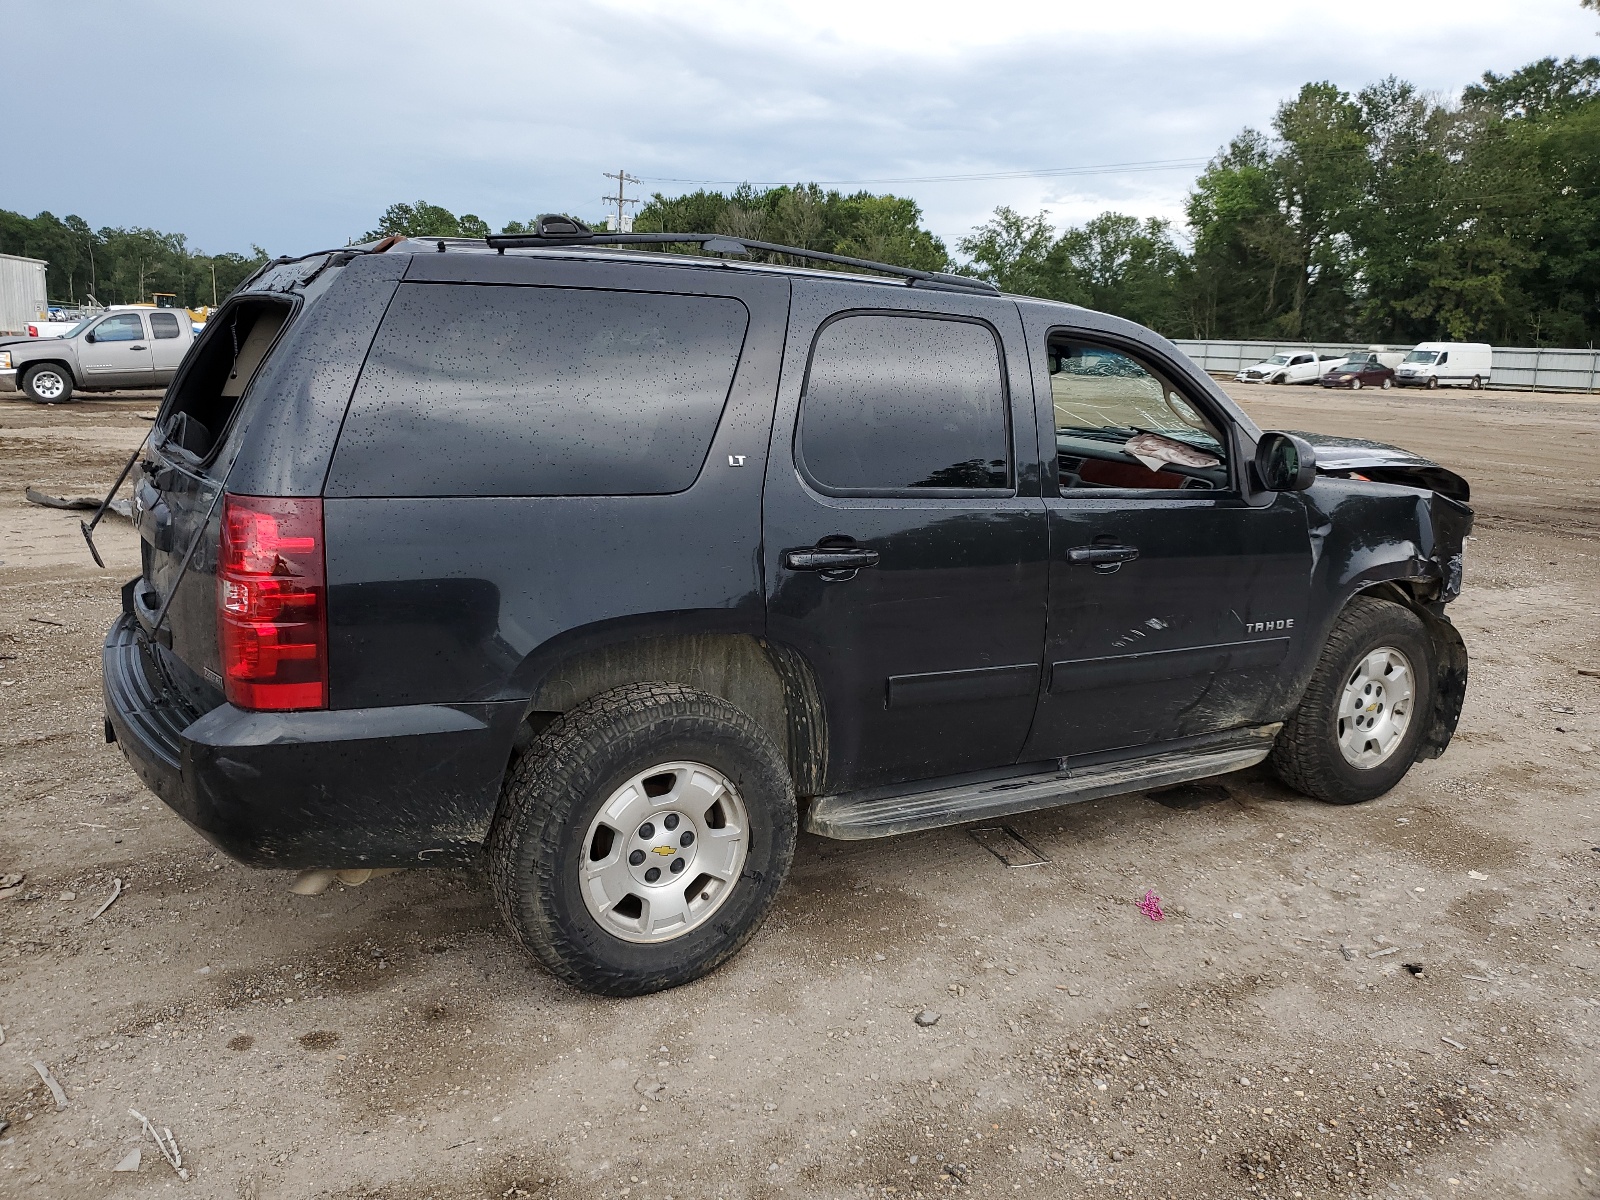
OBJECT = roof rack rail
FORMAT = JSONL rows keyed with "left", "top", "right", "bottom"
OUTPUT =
{"left": 483, "top": 215, "right": 997, "bottom": 295}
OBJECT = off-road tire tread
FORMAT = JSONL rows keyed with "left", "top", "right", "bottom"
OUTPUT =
{"left": 1269, "top": 597, "right": 1432, "bottom": 805}
{"left": 486, "top": 682, "right": 795, "bottom": 996}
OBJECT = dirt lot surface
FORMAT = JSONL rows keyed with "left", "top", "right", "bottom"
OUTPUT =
{"left": 1, "top": 383, "right": 1597, "bottom": 1199}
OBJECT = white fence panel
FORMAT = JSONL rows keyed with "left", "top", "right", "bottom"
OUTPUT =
{"left": 1171, "top": 338, "right": 1600, "bottom": 393}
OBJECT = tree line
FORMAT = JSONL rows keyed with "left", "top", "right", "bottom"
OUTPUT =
{"left": 962, "top": 55, "right": 1600, "bottom": 347}
{"left": 0, "top": 210, "right": 270, "bottom": 310}
{"left": 3, "top": 51, "right": 1594, "bottom": 345}
{"left": 356, "top": 54, "right": 1600, "bottom": 348}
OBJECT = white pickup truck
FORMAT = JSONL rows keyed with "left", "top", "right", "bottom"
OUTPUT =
{"left": 1235, "top": 350, "right": 1347, "bottom": 385}
{"left": 25, "top": 318, "right": 81, "bottom": 338}
{"left": 0, "top": 306, "right": 196, "bottom": 402}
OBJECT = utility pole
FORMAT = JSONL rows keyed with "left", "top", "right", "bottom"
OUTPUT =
{"left": 602, "top": 168, "right": 641, "bottom": 232}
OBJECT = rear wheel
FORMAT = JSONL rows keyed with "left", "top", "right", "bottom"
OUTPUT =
{"left": 487, "top": 682, "right": 796, "bottom": 996}
{"left": 21, "top": 363, "right": 72, "bottom": 403}
{"left": 1381, "top": 377, "right": 1392, "bottom": 390}
{"left": 1471, "top": 375, "right": 1482, "bottom": 389}
{"left": 1270, "top": 597, "right": 1435, "bottom": 805}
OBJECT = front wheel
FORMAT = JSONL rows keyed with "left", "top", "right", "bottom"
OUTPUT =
{"left": 1270, "top": 597, "right": 1435, "bottom": 805}
{"left": 487, "top": 682, "right": 796, "bottom": 996}
{"left": 1351, "top": 378, "right": 1362, "bottom": 391}
{"left": 1427, "top": 377, "right": 1439, "bottom": 390}
{"left": 1271, "top": 374, "right": 1287, "bottom": 386}
{"left": 21, "top": 363, "right": 73, "bottom": 403}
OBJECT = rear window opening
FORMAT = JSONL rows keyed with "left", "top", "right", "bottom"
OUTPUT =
{"left": 158, "top": 297, "right": 292, "bottom": 462}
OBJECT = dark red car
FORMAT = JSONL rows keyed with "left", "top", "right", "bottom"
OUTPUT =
{"left": 1321, "top": 352, "right": 1395, "bottom": 390}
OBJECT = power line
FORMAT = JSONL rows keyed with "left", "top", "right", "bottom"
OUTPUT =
{"left": 636, "top": 157, "right": 1212, "bottom": 188}
{"left": 602, "top": 169, "right": 642, "bottom": 231}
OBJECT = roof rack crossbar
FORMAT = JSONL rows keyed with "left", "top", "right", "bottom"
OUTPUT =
{"left": 482, "top": 228, "right": 998, "bottom": 295}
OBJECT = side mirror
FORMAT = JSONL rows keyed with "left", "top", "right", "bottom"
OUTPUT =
{"left": 84, "top": 331, "right": 96, "bottom": 343}
{"left": 1254, "top": 431, "right": 1317, "bottom": 492}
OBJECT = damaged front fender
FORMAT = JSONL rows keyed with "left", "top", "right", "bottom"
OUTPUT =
{"left": 1416, "top": 607, "right": 1468, "bottom": 760}
{"left": 1298, "top": 462, "right": 1474, "bottom": 760}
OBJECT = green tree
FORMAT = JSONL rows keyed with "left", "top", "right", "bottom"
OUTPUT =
{"left": 1183, "top": 130, "right": 1284, "bottom": 337}
{"left": 1049, "top": 213, "right": 1186, "bottom": 332}
{"left": 362, "top": 201, "right": 489, "bottom": 241}
{"left": 634, "top": 183, "right": 950, "bottom": 272}
{"left": 0, "top": 207, "right": 270, "bottom": 308}
{"left": 955, "top": 206, "right": 1055, "bottom": 294}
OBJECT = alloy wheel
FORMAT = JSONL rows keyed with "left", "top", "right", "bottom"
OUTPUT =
{"left": 578, "top": 761, "right": 749, "bottom": 943}
{"left": 1336, "top": 646, "right": 1415, "bottom": 769}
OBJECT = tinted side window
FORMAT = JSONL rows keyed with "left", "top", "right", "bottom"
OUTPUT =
{"left": 330, "top": 284, "right": 749, "bottom": 497}
{"left": 149, "top": 312, "right": 182, "bottom": 339}
{"left": 798, "top": 314, "right": 1009, "bottom": 493}
{"left": 94, "top": 313, "right": 145, "bottom": 342}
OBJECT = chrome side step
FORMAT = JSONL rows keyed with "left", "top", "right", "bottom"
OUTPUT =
{"left": 804, "top": 724, "right": 1280, "bottom": 840}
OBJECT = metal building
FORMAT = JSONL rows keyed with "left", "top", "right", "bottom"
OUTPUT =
{"left": 0, "top": 252, "right": 49, "bottom": 335}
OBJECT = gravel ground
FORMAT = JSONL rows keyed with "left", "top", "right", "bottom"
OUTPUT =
{"left": 0, "top": 383, "right": 1596, "bottom": 1199}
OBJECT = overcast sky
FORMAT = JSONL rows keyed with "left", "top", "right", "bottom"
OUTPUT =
{"left": 6, "top": 0, "right": 1595, "bottom": 256}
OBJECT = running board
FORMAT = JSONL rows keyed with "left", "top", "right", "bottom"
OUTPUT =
{"left": 804, "top": 725, "right": 1280, "bottom": 841}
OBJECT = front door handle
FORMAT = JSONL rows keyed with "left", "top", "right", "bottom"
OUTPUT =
{"left": 129, "top": 344, "right": 147, "bottom": 350}
{"left": 1067, "top": 544, "right": 1140, "bottom": 568}
{"left": 783, "top": 546, "right": 881, "bottom": 572}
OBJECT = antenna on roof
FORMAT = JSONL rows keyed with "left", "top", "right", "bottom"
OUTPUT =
{"left": 602, "top": 169, "right": 641, "bottom": 233}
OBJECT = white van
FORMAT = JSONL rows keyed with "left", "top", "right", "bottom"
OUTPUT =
{"left": 1395, "top": 342, "right": 1492, "bottom": 389}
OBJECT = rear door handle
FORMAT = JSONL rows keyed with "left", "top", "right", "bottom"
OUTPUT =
{"left": 129, "top": 344, "right": 147, "bottom": 350}
{"left": 783, "top": 546, "right": 881, "bottom": 572}
{"left": 1067, "top": 544, "right": 1140, "bottom": 567}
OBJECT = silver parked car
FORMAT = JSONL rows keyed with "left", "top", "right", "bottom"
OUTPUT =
{"left": 0, "top": 307, "right": 195, "bottom": 403}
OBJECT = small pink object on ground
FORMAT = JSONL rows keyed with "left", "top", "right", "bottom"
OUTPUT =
{"left": 1136, "top": 889, "right": 1166, "bottom": 921}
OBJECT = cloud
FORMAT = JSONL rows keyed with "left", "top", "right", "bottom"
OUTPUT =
{"left": 4, "top": 0, "right": 1593, "bottom": 254}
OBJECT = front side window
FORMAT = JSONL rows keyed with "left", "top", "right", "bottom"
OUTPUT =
{"left": 330, "top": 283, "right": 749, "bottom": 497}
{"left": 149, "top": 312, "right": 182, "bottom": 339}
{"left": 1051, "top": 339, "right": 1228, "bottom": 491}
{"left": 797, "top": 313, "right": 1010, "bottom": 494}
{"left": 93, "top": 313, "right": 145, "bottom": 342}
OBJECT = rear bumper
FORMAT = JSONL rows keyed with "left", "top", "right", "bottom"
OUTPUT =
{"left": 103, "top": 613, "right": 523, "bottom": 868}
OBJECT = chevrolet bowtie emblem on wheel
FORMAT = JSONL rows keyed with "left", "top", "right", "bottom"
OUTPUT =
{"left": 652, "top": 845, "right": 675, "bottom": 856}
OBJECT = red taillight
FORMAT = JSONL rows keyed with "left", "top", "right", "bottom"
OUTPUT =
{"left": 27, "top": 324, "right": 39, "bottom": 337}
{"left": 217, "top": 494, "right": 327, "bottom": 711}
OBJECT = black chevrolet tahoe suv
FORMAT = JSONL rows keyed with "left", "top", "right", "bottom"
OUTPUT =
{"left": 102, "top": 221, "right": 1472, "bottom": 996}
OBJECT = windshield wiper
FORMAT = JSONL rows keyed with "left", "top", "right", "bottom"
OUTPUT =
{"left": 1057, "top": 425, "right": 1138, "bottom": 441}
